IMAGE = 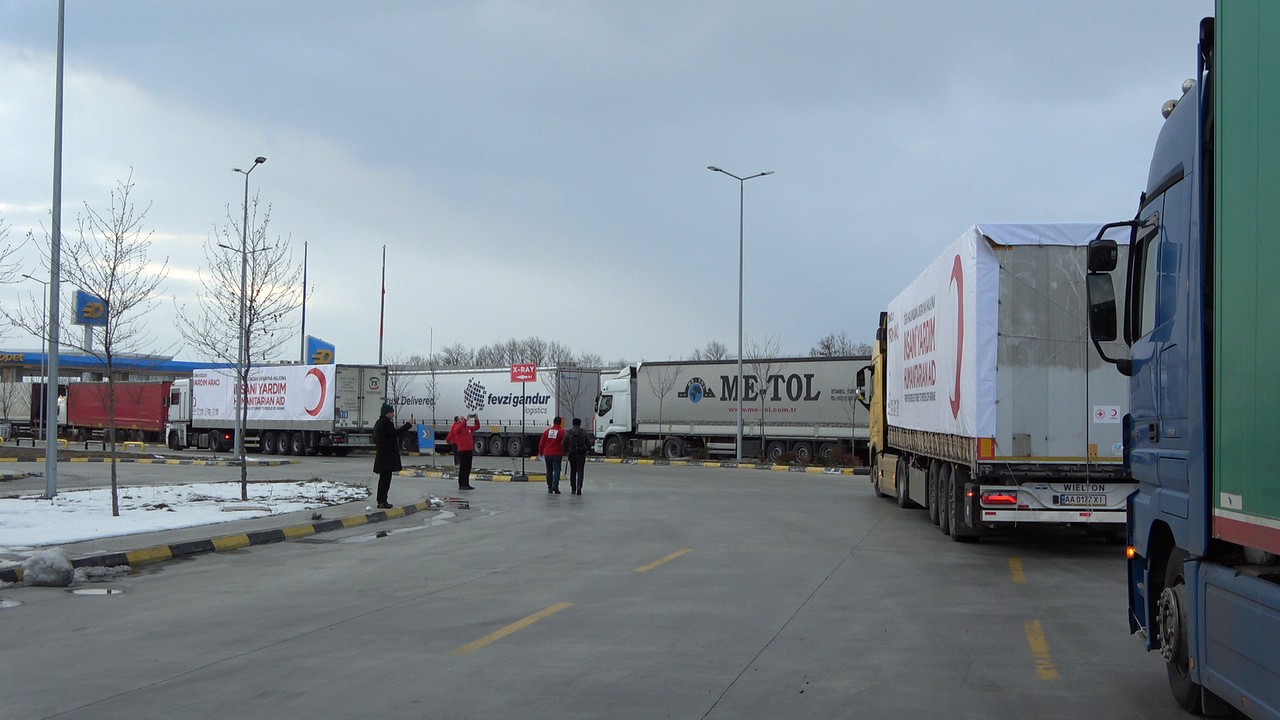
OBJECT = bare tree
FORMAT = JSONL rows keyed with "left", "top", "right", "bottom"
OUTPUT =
{"left": 14, "top": 174, "right": 170, "bottom": 514}
{"left": 0, "top": 216, "right": 26, "bottom": 342}
{"left": 810, "top": 331, "right": 871, "bottom": 357}
{"left": 437, "top": 343, "right": 474, "bottom": 367}
{"left": 175, "top": 192, "right": 301, "bottom": 498}
{"left": 644, "top": 363, "right": 682, "bottom": 457}
{"left": 576, "top": 351, "right": 603, "bottom": 369}
{"left": 691, "top": 340, "right": 730, "bottom": 361}
{"left": 745, "top": 334, "right": 784, "bottom": 460}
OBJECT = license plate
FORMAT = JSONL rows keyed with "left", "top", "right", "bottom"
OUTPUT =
{"left": 1057, "top": 494, "right": 1107, "bottom": 507}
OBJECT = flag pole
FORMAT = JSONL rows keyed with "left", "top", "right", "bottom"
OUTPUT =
{"left": 378, "top": 244, "right": 386, "bottom": 365}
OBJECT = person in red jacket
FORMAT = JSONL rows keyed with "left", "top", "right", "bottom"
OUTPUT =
{"left": 447, "top": 414, "right": 479, "bottom": 490}
{"left": 538, "top": 416, "right": 566, "bottom": 494}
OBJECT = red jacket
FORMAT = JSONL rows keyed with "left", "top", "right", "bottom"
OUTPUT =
{"left": 539, "top": 424, "right": 566, "bottom": 457}
{"left": 448, "top": 417, "right": 479, "bottom": 452}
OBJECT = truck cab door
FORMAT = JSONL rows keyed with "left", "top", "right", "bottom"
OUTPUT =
{"left": 1128, "top": 175, "right": 1202, "bottom": 553}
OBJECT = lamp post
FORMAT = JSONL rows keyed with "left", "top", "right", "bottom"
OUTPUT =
{"left": 22, "top": 274, "right": 49, "bottom": 440}
{"left": 707, "top": 166, "right": 773, "bottom": 462}
{"left": 231, "top": 156, "right": 265, "bottom": 466}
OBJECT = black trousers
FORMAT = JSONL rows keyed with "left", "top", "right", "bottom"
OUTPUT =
{"left": 376, "top": 471, "right": 392, "bottom": 504}
{"left": 457, "top": 450, "right": 474, "bottom": 487}
{"left": 567, "top": 452, "right": 587, "bottom": 490}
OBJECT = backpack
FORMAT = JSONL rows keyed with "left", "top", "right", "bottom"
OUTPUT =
{"left": 568, "top": 429, "right": 588, "bottom": 454}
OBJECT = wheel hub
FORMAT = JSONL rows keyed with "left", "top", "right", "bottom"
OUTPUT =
{"left": 1156, "top": 585, "right": 1182, "bottom": 662}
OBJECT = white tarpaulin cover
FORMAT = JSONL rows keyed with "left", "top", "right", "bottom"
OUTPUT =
{"left": 192, "top": 364, "right": 336, "bottom": 423}
{"left": 886, "top": 222, "right": 1126, "bottom": 441}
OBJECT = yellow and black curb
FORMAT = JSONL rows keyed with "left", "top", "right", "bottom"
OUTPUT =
{"left": 0, "top": 498, "right": 442, "bottom": 586}
{"left": 0, "top": 457, "right": 298, "bottom": 467}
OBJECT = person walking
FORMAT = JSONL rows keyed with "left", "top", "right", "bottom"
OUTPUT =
{"left": 564, "top": 417, "right": 591, "bottom": 495}
{"left": 448, "top": 413, "right": 480, "bottom": 490}
{"left": 538, "top": 416, "right": 567, "bottom": 494}
{"left": 373, "top": 402, "right": 412, "bottom": 509}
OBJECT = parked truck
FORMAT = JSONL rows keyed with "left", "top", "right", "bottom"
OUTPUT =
{"left": 856, "top": 223, "right": 1136, "bottom": 541}
{"left": 0, "top": 381, "right": 42, "bottom": 439}
{"left": 594, "top": 357, "right": 868, "bottom": 462}
{"left": 64, "top": 380, "right": 172, "bottom": 442}
{"left": 1085, "top": 5, "right": 1280, "bottom": 716}
{"left": 165, "top": 363, "right": 387, "bottom": 456}
{"left": 388, "top": 365, "right": 600, "bottom": 456}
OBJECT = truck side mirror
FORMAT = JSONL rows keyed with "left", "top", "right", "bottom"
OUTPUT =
{"left": 1087, "top": 239, "right": 1119, "bottom": 272}
{"left": 1087, "top": 273, "right": 1118, "bottom": 342}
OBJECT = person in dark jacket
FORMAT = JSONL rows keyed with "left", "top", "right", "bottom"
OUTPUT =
{"left": 373, "top": 402, "right": 412, "bottom": 509}
{"left": 563, "top": 417, "right": 591, "bottom": 495}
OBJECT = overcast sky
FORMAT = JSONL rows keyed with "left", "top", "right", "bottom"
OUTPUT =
{"left": 1, "top": 1, "right": 1212, "bottom": 367}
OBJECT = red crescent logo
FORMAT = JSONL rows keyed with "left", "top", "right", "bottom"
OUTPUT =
{"left": 949, "top": 255, "right": 964, "bottom": 419}
{"left": 305, "top": 367, "right": 327, "bottom": 417}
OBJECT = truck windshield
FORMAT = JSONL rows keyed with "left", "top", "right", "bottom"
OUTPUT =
{"left": 596, "top": 395, "right": 612, "bottom": 417}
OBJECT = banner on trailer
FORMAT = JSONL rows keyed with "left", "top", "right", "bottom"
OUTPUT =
{"left": 192, "top": 364, "right": 336, "bottom": 423}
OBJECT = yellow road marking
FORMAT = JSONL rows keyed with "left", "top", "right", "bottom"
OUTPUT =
{"left": 126, "top": 546, "right": 173, "bottom": 565}
{"left": 451, "top": 602, "right": 573, "bottom": 656}
{"left": 1024, "top": 620, "right": 1061, "bottom": 680}
{"left": 212, "top": 534, "right": 251, "bottom": 551}
{"left": 635, "top": 548, "right": 691, "bottom": 573}
{"left": 283, "top": 525, "right": 316, "bottom": 539}
{"left": 1009, "top": 557, "right": 1027, "bottom": 583}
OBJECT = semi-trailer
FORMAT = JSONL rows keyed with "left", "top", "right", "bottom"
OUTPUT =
{"left": 165, "top": 363, "right": 387, "bottom": 455}
{"left": 856, "top": 222, "right": 1136, "bottom": 541}
{"left": 1085, "top": 4, "right": 1280, "bottom": 716}
{"left": 594, "top": 357, "right": 868, "bottom": 462}
{"left": 388, "top": 365, "right": 600, "bottom": 456}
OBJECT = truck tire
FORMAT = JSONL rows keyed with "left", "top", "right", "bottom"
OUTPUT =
{"left": 765, "top": 441, "right": 787, "bottom": 463}
{"left": 506, "top": 436, "right": 525, "bottom": 457}
{"left": 167, "top": 430, "right": 181, "bottom": 451}
{"left": 290, "top": 431, "right": 306, "bottom": 456}
{"left": 792, "top": 442, "right": 813, "bottom": 464}
{"left": 870, "top": 451, "right": 889, "bottom": 498}
{"left": 260, "top": 431, "right": 277, "bottom": 455}
{"left": 603, "top": 435, "right": 622, "bottom": 458}
{"left": 488, "top": 435, "right": 505, "bottom": 456}
{"left": 1158, "top": 548, "right": 1203, "bottom": 713}
{"left": 939, "top": 466, "right": 953, "bottom": 535}
{"left": 662, "top": 436, "right": 685, "bottom": 459}
{"left": 896, "top": 459, "right": 912, "bottom": 509}
{"left": 473, "top": 436, "right": 488, "bottom": 456}
{"left": 930, "top": 463, "right": 948, "bottom": 526}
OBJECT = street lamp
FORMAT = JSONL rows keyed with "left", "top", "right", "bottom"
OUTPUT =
{"left": 22, "top": 274, "right": 49, "bottom": 440}
{"left": 231, "top": 156, "right": 265, "bottom": 465}
{"left": 707, "top": 165, "right": 773, "bottom": 462}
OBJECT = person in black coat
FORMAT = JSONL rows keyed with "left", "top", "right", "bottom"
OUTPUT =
{"left": 373, "top": 402, "right": 412, "bottom": 509}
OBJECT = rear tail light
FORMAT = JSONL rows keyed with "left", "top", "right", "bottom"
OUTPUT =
{"left": 981, "top": 491, "right": 1018, "bottom": 506}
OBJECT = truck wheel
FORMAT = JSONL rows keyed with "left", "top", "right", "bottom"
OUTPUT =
{"left": 896, "top": 459, "right": 913, "bottom": 509}
{"left": 604, "top": 436, "right": 622, "bottom": 458}
{"left": 870, "top": 451, "right": 888, "bottom": 498}
{"left": 792, "top": 442, "right": 813, "bottom": 464}
{"left": 939, "top": 467, "right": 953, "bottom": 535}
{"left": 930, "top": 463, "right": 948, "bottom": 526}
{"left": 167, "top": 430, "right": 179, "bottom": 451}
{"left": 1158, "top": 548, "right": 1203, "bottom": 713}
{"left": 260, "top": 431, "right": 276, "bottom": 455}
{"left": 662, "top": 437, "right": 685, "bottom": 459}
{"left": 290, "top": 431, "right": 306, "bottom": 456}
{"left": 506, "top": 436, "right": 525, "bottom": 457}
{"left": 488, "top": 435, "right": 505, "bottom": 456}
{"left": 474, "top": 436, "right": 488, "bottom": 456}
{"left": 765, "top": 441, "right": 786, "bottom": 463}
{"left": 817, "top": 442, "right": 838, "bottom": 464}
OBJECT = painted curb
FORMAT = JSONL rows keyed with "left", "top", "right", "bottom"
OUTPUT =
{"left": 0, "top": 498, "right": 443, "bottom": 585}
{"left": 0, "top": 457, "right": 298, "bottom": 467}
